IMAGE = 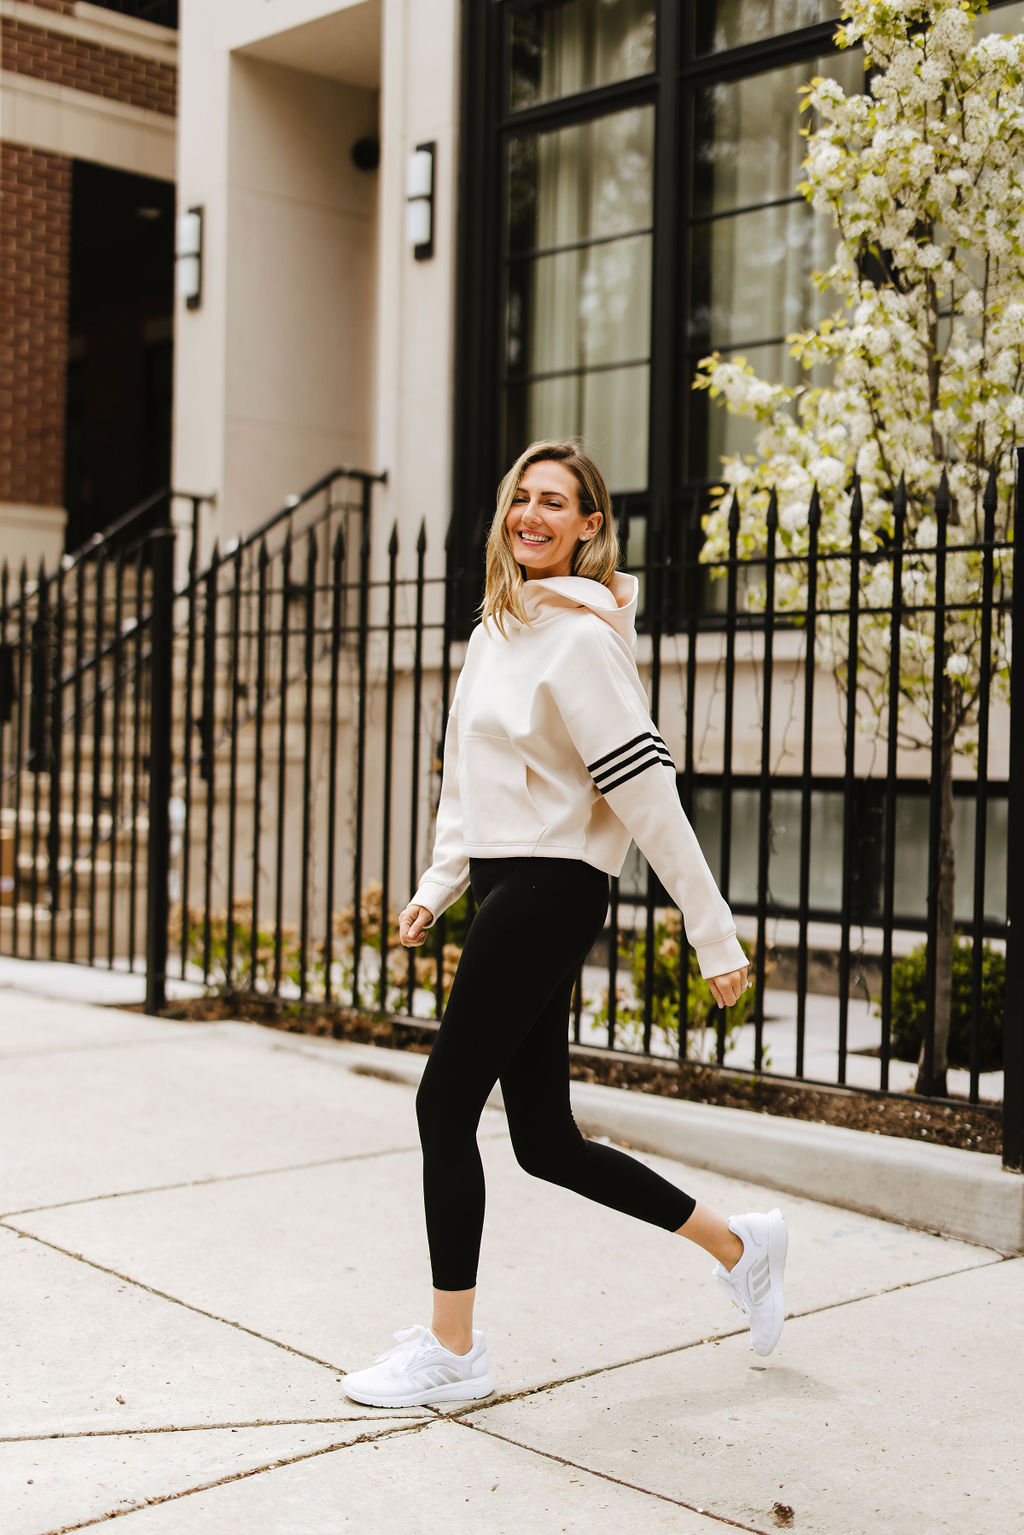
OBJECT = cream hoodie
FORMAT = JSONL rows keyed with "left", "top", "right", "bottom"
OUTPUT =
{"left": 411, "top": 571, "right": 746, "bottom": 979}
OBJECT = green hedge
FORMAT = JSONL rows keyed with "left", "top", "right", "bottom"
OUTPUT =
{"left": 888, "top": 939, "right": 1004, "bottom": 1072}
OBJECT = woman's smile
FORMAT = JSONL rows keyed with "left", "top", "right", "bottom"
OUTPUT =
{"left": 506, "top": 459, "right": 601, "bottom": 578}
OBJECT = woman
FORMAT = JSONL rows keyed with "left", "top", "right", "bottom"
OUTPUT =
{"left": 342, "top": 441, "right": 787, "bottom": 1409}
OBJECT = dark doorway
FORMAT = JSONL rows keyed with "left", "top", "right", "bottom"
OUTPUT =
{"left": 64, "top": 162, "right": 175, "bottom": 551}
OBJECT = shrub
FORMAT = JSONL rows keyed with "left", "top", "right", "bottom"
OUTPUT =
{"left": 594, "top": 909, "right": 757, "bottom": 1060}
{"left": 887, "top": 940, "right": 1004, "bottom": 1072}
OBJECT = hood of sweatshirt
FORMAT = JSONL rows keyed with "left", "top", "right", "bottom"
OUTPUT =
{"left": 519, "top": 571, "right": 639, "bottom": 652}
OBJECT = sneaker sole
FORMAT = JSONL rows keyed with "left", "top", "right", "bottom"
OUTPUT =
{"left": 751, "top": 1207, "right": 788, "bottom": 1357}
{"left": 341, "top": 1373, "right": 496, "bottom": 1409}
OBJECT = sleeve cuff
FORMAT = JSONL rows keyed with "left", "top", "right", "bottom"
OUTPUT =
{"left": 693, "top": 932, "right": 748, "bottom": 980}
{"left": 410, "top": 874, "right": 467, "bottom": 924}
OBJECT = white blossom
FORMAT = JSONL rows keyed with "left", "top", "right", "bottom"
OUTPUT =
{"left": 693, "top": 0, "right": 1017, "bottom": 750}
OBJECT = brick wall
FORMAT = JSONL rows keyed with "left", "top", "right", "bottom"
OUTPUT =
{"left": 0, "top": 144, "right": 71, "bottom": 512}
{"left": 0, "top": 16, "right": 177, "bottom": 117}
{"left": 0, "top": 6, "right": 177, "bottom": 520}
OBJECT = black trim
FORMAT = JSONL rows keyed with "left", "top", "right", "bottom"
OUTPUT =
{"left": 453, "top": 2, "right": 893, "bottom": 624}
{"left": 599, "top": 752, "right": 676, "bottom": 794}
{"left": 589, "top": 730, "right": 674, "bottom": 786}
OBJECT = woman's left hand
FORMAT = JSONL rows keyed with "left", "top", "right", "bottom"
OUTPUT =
{"left": 707, "top": 966, "right": 749, "bottom": 1009}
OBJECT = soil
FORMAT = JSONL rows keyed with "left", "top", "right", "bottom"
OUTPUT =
{"left": 152, "top": 992, "right": 1004, "bottom": 1156}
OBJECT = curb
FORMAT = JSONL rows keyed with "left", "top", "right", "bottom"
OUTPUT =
{"left": 323, "top": 1038, "right": 1024, "bottom": 1256}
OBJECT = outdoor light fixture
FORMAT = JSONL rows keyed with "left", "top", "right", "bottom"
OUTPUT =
{"left": 175, "top": 205, "right": 203, "bottom": 310}
{"left": 406, "top": 143, "right": 435, "bottom": 261}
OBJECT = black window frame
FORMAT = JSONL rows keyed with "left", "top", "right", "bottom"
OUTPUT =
{"left": 454, "top": 1, "right": 843, "bottom": 620}
{"left": 453, "top": 0, "right": 1022, "bottom": 626}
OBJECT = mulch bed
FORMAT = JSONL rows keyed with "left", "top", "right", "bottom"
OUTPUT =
{"left": 153, "top": 992, "right": 1004, "bottom": 1156}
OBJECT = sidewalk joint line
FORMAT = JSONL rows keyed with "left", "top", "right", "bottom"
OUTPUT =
{"left": 444, "top": 1254, "right": 1012, "bottom": 1417}
{"left": 0, "top": 1224, "right": 358, "bottom": 1375}
{"left": 0, "top": 1030, "right": 230, "bottom": 1063}
{"left": 448, "top": 1416, "right": 770, "bottom": 1533}
{"left": 0, "top": 1142, "right": 427, "bottom": 1219}
{"left": 36, "top": 1418, "right": 437, "bottom": 1534}
{"left": 0, "top": 1414, "right": 432, "bottom": 1442}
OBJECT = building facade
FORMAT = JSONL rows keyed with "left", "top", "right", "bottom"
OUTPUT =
{"left": 5, "top": 0, "right": 1022, "bottom": 574}
{"left": 0, "top": 0, "right": 178, "bottom": 567}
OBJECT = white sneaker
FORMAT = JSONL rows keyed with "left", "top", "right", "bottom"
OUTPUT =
{"left": 714, "top": 1208, "right": 788, "bottom": 1356}
{"left": 341, "top": 1325, "right": 495, "bottom": 1408}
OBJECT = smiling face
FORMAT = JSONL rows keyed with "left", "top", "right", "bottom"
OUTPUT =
{"left": 505, "top": 459, "right": 604, "bottom": 580}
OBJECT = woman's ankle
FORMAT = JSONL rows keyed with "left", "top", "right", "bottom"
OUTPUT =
{"left": 432, "top": 1326, "right": 474, "bottom": 1356}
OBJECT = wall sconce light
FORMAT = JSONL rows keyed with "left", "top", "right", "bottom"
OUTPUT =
{"left": 406, "top": 142, "right": 435, "bottom": 261}
{"left": 175, "top": 205, "right": 203, "bottom": 310}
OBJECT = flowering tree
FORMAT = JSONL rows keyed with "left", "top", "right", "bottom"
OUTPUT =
{"left": 693, "top": 0, "right": 1023, "bottom": 1094}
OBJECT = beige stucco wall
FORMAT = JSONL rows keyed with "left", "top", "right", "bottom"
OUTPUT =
{"left": 371, "top": 0, "right": 460, "bottom": 578}
{"left": 172, "top": 0, "right": 383, "bottom": 561}
{"left": 172, "top": 0, "right": 459, "bottom": 574}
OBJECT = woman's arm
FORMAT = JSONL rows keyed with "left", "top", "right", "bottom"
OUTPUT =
{"left": 407, "top": 684, "right": 470, "bottom": 925}
{"left": 550, "top": 618, "right": 747, "bottom": 981}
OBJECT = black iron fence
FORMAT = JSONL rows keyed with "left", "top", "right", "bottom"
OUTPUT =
{"left": 1, "top": 459, "right": 1021, "bottom": 1168}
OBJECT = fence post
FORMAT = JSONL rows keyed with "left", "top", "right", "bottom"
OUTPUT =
{"left": 1003, "top": 451, "right": 1024, "bottom": 1170}
{"left": 145, "top": 529, "right": 175, "bottom": 1015}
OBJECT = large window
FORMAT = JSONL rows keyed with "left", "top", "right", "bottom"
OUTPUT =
{"left": 686, "top": 46, "right": 864, "bottom": 477}
{"left": 454, "top": 0, "right": 1022, "bottom": 608}
{"left": 505, "top": 105, "right": 655, "bottom": 491}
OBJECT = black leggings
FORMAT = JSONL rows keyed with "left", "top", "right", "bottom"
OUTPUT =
{"left": 415, "top": 857, "right": 697, "bottom": 1291}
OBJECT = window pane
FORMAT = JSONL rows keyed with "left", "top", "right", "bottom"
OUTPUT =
{"left": 687, "top": 49, "right": 862, "bottom": 482}
{"left": 508, "top": 107, "right": 655, "bottom": 255}
{"left": 690, "top": 203, "right": 832, "bottom": 350}
{"left": 693, "top": 51, "right": 864, "bottom": 218}
{"left": 975, "top": 2, "right": 1024, "bottom": 37}
{"left": 508, "top": 233, "right": 652, "bottom": 374}
{"left": 509, "top": 0, "right": 655, "bottom": 111}
{"left": 506, "top": 365, "right": 649, "bottom": 492}
{"left": 696, "top": 1, "right": 841, "bottom": 54}
{"left": 505, "top": 106, "right": 654, "bottom": 492}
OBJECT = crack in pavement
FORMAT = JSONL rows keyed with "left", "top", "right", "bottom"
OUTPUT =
{"left": 0, "top": 1141, "right": 432, "bottom": 1219}
{"left": 35, "top": 1417, "right": 438, "bottom": 1534}
{"left": 442, "top": 1252, "right": 1011, "bottom": 1419}
{"left": 0, "top": 1224, "right": 355, "bottom": 1375}
{"left": 1, "top": 1415, "right": 431, "bottom": 1442}
{"left": 0, "top": 1128, "right": 507, "bottom": 1219}
{"left": 446, "top": 1416, "right": 771, "bottom": 1534}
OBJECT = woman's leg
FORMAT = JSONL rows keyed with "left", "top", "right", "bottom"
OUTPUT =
{"left": 415, "top": 858, "right": 614, "bottom": 1336}
{"left": 499, "top": 969, "right": 699, "bottom": 1233}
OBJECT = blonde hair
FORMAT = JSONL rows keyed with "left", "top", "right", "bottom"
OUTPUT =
{"left": 480, "top": 440, "right": 620, "bottom": 634}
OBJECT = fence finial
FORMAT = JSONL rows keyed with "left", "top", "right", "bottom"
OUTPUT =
{"left": 766, "top": 487, "right": 779, "bottom": 531}
{"left": 893, "top": 473, "right": 907, "bottom": 541}
{"left": 333, "top": 526, "right": 346, "bottom": 564}
{"left": 388, "top": 521, "right": 399, "bottom": 557}
{"left": 417, "top": 518, "right": 427, "bottom": 556}
{"left": 807, "top": 483, "right": 821, "bottom": 531}
{"left": 849, "top": 475, "right": 863, "bottom": 530}
{"left": 935, "top": 467, "right": 950, "bottom": 528}
{"left": 982, "top": 461, "right": 998, "bottom": 541}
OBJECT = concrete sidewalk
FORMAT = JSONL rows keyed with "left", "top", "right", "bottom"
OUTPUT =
{"left": 1, "top": 965, "right": 1022, "bottom": 1534}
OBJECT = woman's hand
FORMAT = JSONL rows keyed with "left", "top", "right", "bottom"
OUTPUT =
{"left": 707, "top": 966, "right": 749, "bottom": 1010}
{"left": 399, "top": 903, "right": 434, "bottom": 947}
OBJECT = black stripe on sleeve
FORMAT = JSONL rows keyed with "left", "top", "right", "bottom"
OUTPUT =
{"left": 588, "top": 730, "right": 670, "bottom": 778}
{"left": 598, "top": 751, "right": 676, "bottom": 794}
{"left": 588, "top": 732, "right": 651, "bottom": 773}
{"left": 591, "top": 742, "right": 674, "bottom": 788}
